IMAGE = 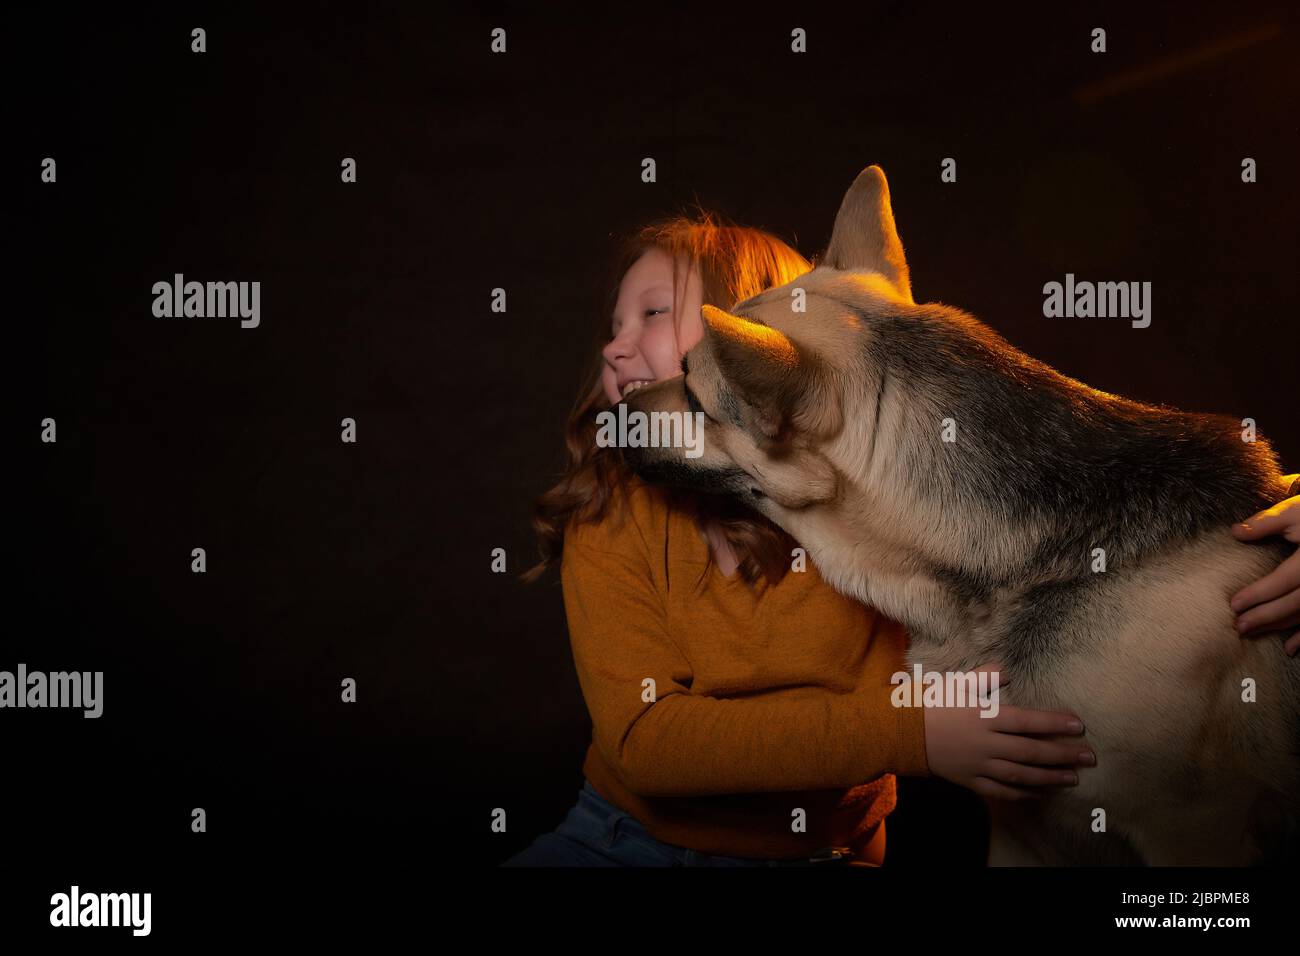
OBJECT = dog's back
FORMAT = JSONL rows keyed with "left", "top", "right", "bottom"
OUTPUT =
{"left": 866, "top": 298, "right": 1285, "bottom": 561}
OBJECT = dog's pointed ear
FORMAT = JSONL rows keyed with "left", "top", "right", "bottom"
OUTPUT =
{"left": 822, "top": 164, "right": 913, "bottom": 303}
{"left": 699, "top": 304, "right": 841, "bottom": 444}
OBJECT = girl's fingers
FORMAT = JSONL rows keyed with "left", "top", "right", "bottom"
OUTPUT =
{"left": 989, "top": 705, "right": 1084, "bottom": 736}
{"left": 1230, "top": 551, "right": 1300, "bottom": 612}
{"left": 1231, "top": 496, "right": 1300, "bottom": 541}
{"left": 982, "top": 759, "right": 1080, "bottom": 789}
{"left": 1285, "top": 631, "right": 1300, "bottom": 656}
{"left": 1235, "top": 590, "right": 1300, "bottom": 635}
{"left": 990, "top": 733, "right": 1094, "bottom": 768}
{"left": 969, "top": 776, "right": 1047, "bottom": 802}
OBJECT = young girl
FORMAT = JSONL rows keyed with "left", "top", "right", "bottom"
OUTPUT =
{"left": 503, "top": 210, "right": 1300, "bottom": 867}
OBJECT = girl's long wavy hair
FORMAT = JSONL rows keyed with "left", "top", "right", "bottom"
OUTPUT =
{"left": 520, "top": 205, "right": 815, "bottom": 591}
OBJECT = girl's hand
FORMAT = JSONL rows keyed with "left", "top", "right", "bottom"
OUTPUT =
{"left": 921, "top": 662, "right": 1094, "bottom": 800}
{"left": 1230, "top": 474, "right": 1300, "bottom": 656}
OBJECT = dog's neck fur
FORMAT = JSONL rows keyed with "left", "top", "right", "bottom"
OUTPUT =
{"left": 775, "top": 299, "right": 1283, "bottom": 658}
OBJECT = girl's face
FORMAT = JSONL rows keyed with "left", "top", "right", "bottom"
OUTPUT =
{"left": 601, "top": 247, "right": 705, "bottom": 406}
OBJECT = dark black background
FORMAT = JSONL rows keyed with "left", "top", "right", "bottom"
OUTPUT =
{"left": 9, "top": 0, "right": 1298, "bottom": 925}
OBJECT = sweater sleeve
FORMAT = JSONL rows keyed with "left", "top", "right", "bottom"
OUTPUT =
{"left": 560, "top": 508, "right": 930, "bottom": 799}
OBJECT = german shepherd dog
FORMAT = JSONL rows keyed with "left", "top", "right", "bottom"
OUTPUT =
{"left": 620, "top": 165, "right": 1299, "bottom": 865}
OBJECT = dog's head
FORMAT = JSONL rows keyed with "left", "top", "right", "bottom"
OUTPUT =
{"left": 621, "top": 164, "right": 913, "bottom": 519}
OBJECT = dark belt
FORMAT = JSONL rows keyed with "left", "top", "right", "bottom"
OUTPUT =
{"left": 769, "top": 846, "right": 856, "bottom": 866}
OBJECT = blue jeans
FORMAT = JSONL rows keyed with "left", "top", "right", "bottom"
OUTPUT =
{"left": 500, "top": 780, "right": 806, "bottom": 867}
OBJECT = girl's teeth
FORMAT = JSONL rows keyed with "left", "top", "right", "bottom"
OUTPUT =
{"left": 622, "top": 380, "right": 650, "bottom": 397}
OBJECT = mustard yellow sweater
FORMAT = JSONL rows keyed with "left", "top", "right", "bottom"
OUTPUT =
{"left": 560, "top": 474, "right": 930, "bottom": 860}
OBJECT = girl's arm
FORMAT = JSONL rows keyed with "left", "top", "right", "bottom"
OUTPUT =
{"left": 561, "top": 481, "right": 1091, "bottom": 799}
{"left": 1230, "top": 474, "right": 1300, "bottom": 656}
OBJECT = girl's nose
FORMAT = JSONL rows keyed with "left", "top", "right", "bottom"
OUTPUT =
{"left": 603, "top": 334, "right": 635, "bottom": 363}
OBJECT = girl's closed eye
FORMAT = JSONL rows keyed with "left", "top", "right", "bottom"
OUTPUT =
{"left": 609, "top": 308, "right": 671, "bottom": 339}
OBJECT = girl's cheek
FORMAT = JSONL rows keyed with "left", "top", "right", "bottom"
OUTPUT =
{"left": 676, "top": 321, "right": 704, "bottom": 354}
{"left": 646, "top": 326, "right": 682, "bottom": 381}
{"left": 600, "top": 373, "right": 619, "bottom": 404}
